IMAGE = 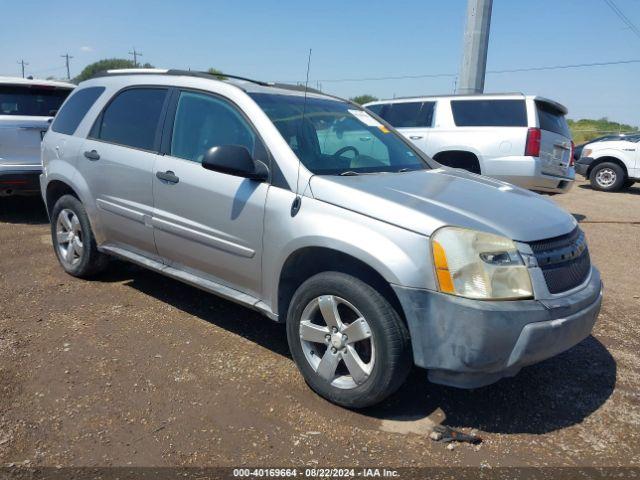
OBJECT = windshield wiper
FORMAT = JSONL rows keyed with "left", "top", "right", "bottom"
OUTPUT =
{"left": 339, "top": 170, "right": 360, "bottom": 176}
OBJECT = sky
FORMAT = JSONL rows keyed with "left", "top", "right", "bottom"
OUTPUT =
{"left": 2, "top": 0, "right": 639, "bottom": 127}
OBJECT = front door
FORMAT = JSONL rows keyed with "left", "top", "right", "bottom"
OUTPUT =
{"left": 152, "top": 90, "right": 268, "bottom": 297}
{"left": 78, "top": 87, "right": 169, "bottom": 258}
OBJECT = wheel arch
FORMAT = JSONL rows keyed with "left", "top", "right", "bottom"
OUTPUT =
{"left": 587, "top": 156, "right": 629, "bottom": 179}
{"left": 277, "top": 247, "right": 406, "bottom": 326}
{"left": 45, "top": 179, "right": 81, "bottom": 216}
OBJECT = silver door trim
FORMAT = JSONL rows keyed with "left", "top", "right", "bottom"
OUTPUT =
{"left": 96, "top": 198, "right": 147, "bottom": 224}
{"left": 151, "top": 216, "right": 256, "bottom": 258}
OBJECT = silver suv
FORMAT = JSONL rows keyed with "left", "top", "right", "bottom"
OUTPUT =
{"left": 41, "top": 70, "right": 602, "bottom": 408}
{"left": 1, "top": 77, "right": 74, "bottom": 196}
{"left": 365, "top": 94, "right": 575, "bottom": 194}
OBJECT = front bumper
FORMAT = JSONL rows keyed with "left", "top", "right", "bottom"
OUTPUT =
{"left": 0, "top": 165, "right": 42, "bottom": 194}
{"left": 392, "top": 267, "right": 602, "bottom": 388}
{"left": 575, "top": 157, "right": 595, "bottom": 178}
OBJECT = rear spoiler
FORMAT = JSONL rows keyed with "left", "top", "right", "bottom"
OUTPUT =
{"left": 534, "top": 96, "right": 568, "bottom": 115}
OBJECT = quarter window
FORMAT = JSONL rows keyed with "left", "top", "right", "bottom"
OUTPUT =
{"left": 51, "top": 87, "right": 105, "bottom": 135}
{"left": 93, "top": 88, "right": 167, "bottom": 150}
{"left": 382, "top": 102, "right": 435, "bottom": 128}
{"left": 170, "top": 91, "right": 256, "bottom": 163}
{"left": 451, "top": 99, "right": 527, "bottom": 127}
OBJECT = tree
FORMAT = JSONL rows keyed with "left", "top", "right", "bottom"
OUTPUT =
{"left": 207, "top": 68, "right": 227, "bottom": 80}
{"left": 73, "top": 58, "right": 154, "bottom": 84}
{"left": 350, "top": 94, "right": 378, "bottom": 105}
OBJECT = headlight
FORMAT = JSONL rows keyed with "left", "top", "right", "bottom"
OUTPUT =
{"left": 581, "top": 148, "right": 592, "bottom": 158}
{"left": 431, "top": 227, "right": 533, "bottom": 300}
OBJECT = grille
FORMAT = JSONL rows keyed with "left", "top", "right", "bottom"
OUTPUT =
{"left": 528, "top": 227, "right": 591, "bottom": 294}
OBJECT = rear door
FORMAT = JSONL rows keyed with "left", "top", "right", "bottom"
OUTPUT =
{"left": 0, "top": 84, "right": 71, "bottom": 167}
{"left": 368, "top": 101, "right": 434, "bottom": 152}
{"left": 78, "top": 87, "right": 169, "bottom": 259}
{"left": 535, "top": 100, "right": 572, "bottom": 178}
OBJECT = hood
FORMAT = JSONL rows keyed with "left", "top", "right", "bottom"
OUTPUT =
{"left": 309, "top": 168, "right": 576, "bottom": 242}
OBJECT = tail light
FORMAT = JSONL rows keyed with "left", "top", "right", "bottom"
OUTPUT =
{"left": 569, "top": 141, "right": 575, "bottom": 166}
{"left": 525, "top": 128, "right": 541, "bottom": 157}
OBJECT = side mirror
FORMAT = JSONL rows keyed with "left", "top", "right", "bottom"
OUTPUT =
{"left": 202, "top": 145, "right": 268, "bottom": 181}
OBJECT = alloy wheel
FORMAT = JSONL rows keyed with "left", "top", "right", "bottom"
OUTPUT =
{"left": 56, "top": 208, "right": 84, "bottom": 267}
{"left": 298, "top": 295, "right": 375, "bottom": 389}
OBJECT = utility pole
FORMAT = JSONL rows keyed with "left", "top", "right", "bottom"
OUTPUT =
{"left": 17, "top": 59, "right": 29, "bottom": 78}
{"left": 61, "top": 53, "right": 73, "bottom": 80}
{"left": 457, "top": 0, "right": 493, "bottom": 94}
{"left": 128, "top": 47, "right": 142, "bottom": 67}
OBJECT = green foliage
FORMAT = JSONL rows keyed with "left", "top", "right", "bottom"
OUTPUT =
{"left": 72, "top": 58, "right": 154, "bottom": 84}
{"left": 350, "top": 94, "right": 378, "bottom": 105}
{"left": 568, "top": 117, "right": 639, "bottom": 144}
{"left": 207, "top": 68, "right": 227, "bottom": 80}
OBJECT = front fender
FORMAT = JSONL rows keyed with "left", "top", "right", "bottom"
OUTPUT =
{"left": 261, "top": 187, "right": 434, "bottom": 316}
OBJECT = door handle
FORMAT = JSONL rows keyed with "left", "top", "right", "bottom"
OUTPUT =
{"left": 84, "top": 150, "right": 100, "bottom": 161}
{"left": 156, "top": 170, "right": 179, "bottom": 184}
{"left": 409, "top": 135, "right": 424, "bottom": 140}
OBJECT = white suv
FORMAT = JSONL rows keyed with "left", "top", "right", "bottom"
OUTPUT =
{"left": 0, "top": 77, "right": 74, "bottom": 196}
{"left": 575, "top": 134, "right": 639, "bottom": 192}
{"left": 365, "top": 94, "right": 575, "bottom": 194}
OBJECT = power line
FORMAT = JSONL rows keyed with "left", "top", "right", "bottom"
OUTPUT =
{"left": 17, "top": 59, "right": 29, "bottom": 78}
{"left": 287, "top": 58, "right": 640, "bottom": 84}
{"left": 603, "top": 0, "right": 640, "bottom": 40}
{"left": 61, "top": 53, "right": 73, "bottom": 80}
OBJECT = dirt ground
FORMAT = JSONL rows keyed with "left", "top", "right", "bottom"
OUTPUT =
{"left": 0, "top": 179, "right": 639, "bottom": 471}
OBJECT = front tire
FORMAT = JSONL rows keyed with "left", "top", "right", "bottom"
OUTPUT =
{"left": 286, "top": 272, "right": 412, "bottom": 408}
{"left": 589, "top": 162, "right": 625, "bottom": 192}
{"left": 51, "top": 194, "right": 108, "bottom": 278}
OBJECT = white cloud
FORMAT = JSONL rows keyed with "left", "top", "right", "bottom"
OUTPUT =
{"left": 80, "top": 46, "right": 93, "bottom": 52}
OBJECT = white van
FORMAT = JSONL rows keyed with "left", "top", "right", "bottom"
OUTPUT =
{"left": 365, "top": 94, "right": 575, "bottom": 194}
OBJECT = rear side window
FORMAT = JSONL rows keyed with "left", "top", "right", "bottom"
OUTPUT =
{"left": 371, "top": 102, "right": 435, "bottom": 128}
{"left": 51, "top": 87, "right": 104, "bottom": 135}
{"left": 0, "top": 85, "right": 71, "bottom": 117}
{"left": 536, "top": 101, "right": 571, "bottom": 137}
{"left": 93, "top": 88, "right": 167, "bottom": 150}
{"left": 451, "top": 99, "right": 527, "bottom": 127}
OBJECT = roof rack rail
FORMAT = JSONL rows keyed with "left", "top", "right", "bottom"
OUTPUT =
{"left": 89, "top": 68, "right": 273, "bottom": 86}
{"left": 86, "top": 68, "right": 335, "bottom": 97}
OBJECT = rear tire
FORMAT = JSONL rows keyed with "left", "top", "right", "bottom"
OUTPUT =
{"left": 51, "top": 195, "right": 108, "bottom": 278}
{"left": 589, "top": 162, "right": 625, "bottom": 192}
{"left": 286, "top": 272, "right": 412, "bottom": 408}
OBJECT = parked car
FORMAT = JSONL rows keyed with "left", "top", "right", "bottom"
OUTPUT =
{"left": 573, "top": 133, "right": 635, "bottom": 161}
{"left": 41, "top": 70, "right": 602, "bottom": 408}
{"left": 365, "top": 94, "right": 575, "bottom": 194}
{"left": 0, "top": 77, "right": 74, "bottom": 196}
{"left": 575, "top": 134, "right": 640, "bottom": 191}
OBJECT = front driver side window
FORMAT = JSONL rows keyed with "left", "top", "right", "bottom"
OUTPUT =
{"left": 170, "top": 91, "right": 256, "bottom": 163}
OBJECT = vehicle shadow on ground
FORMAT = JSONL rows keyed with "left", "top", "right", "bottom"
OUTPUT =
{"left": 0, "top": 196, "right": 49, "bottom": 224}
{"left": 101, "top": 262, "right": 290, "bottom": 357}
{"left": 97, "top": 262, "right": 616, "bottom": 435}
{"left": 578, "top": 183, "right": 640, "bottom": 195}
{"left": 364, "top": 335, "right": 616, "bottom": 434}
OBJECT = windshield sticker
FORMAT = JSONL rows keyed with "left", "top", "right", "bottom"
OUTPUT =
{"left": 348, "top": 109, "right": 384, "bottom": 128}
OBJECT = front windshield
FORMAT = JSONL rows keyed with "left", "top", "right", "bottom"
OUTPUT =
{"left": 249, "top": 92, "right": 429, "bottom": 175}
